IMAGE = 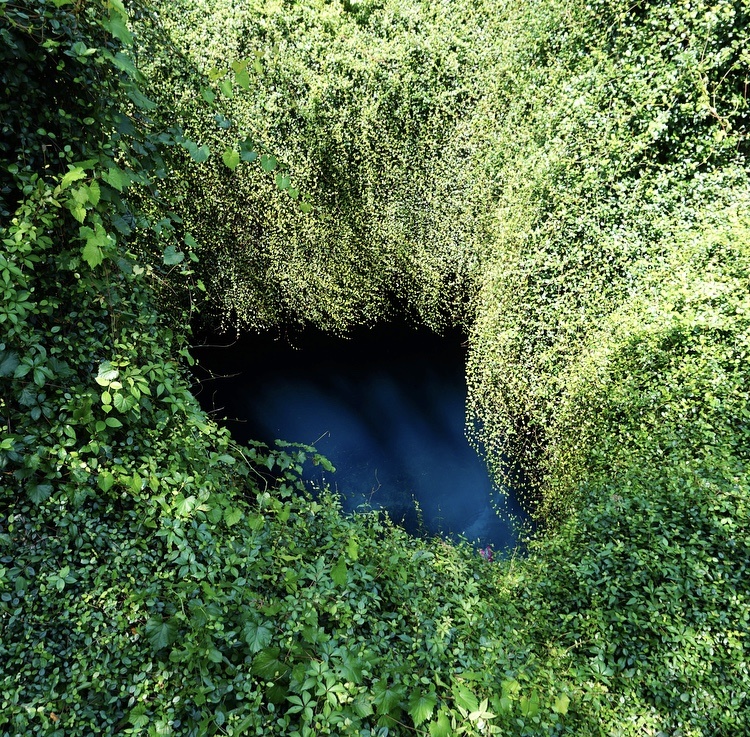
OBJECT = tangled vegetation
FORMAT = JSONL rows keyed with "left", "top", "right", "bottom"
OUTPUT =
{"left": 1, "top": 0, "right": 749, "bottom": 735}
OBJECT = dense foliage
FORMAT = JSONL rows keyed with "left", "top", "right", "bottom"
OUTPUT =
{"left": 2, "top": 0, "right": 749, "bottom": 735}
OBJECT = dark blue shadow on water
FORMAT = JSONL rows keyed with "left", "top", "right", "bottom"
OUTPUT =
{"left": 193, "top": 324, "right": 527, "bottom": 553}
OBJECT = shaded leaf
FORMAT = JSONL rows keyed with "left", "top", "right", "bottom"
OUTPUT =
{"left": 144, "top": 616, "right": 178, "bottom": 650}
{"left": 244, "top": 621, "right": 273, "bottom": 653}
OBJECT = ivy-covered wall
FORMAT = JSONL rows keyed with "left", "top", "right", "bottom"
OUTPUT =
{"left": 2, "top": 0, "right": 749, "bottom": 735}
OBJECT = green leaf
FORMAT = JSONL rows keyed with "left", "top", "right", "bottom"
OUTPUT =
{"left": 201, "top": 87, "right": 216, "bottom": 104}
{"left": 184, "top": 233, "right": 198, "bottom": 249}
{"left": 223, "top": 507, "right": 243, "bottom": 526}
{"left": 96, "top": 361, "right": 119, "bottom": 386}
{"left": 82, "top": 241, "right": 103, "bottom": 267}
{"left": 351, "top": 694, "right": 374, "bottom": 718}
{"left": 105, "top": 417, "right": 123, "bottom": 428}
{"left": 163, "top": 245, "right": 185, "bottom": 265}
{"left": 519, "top": 691, "right": 540, "bottom": 718}
{"left": 61, "top": 166, "right": 86, "bottom": 189}
{"left": 219, "top": 77, "right": 233, "bottom": 98}
{"left": 113, "top": 392, "right": 136, "bottom": 413}
{"left": 103, "top": 167, "right": 129, "bottom": 192}
{"left": 128, "top": 704, "right": 149, "bottom": 729}
{"left": 235, "top": 68, "right": 251, "bottom": 89}
{"left": 98, "top": 471, "right": 115, "bottom": 492}
{"left": 222, "top": 147, "right": 240, "bottom": 171}
{"left": 103, "top": 15, "right": 133, "bottom": 45}
{"left": 260, "top": 154, "right": 277, "bottom": 172}
{"left": 174, "top": 494, "right": 196, "bottom": 516}
{"left": 276, "top": 174, "right": 291, "bottom": 191}
{"left": 87, "top": 180, "right": 101, "bottom": 206}
{"left": 453, "top": 684, "right": 479, "bottom": 713}
{"left": 408, "top": 690, "right": 437, "bottom": 726}
{"left": 552, "top": 693, "right": 570, "bottom": 715}
{"left": 331, "top": 556, "right": 347, "bottom": 586}
{"left": 251, "top": 648, "right": 287, "bottom": 679}
{"left": 106, "top": 51, "right": 144, "bottom": 82}
{"left": 372, "top": 679, "right": 403, "bottom": 715}
{"left": 429, "top": 712, "right": 452, "bottom": 737}
{"left": 0, "top": 350, "right": 19, "bottom": 378}
{"left": 145, "top": 616, "right": 178, "bottom": 651}
{"left": 346, "top": 537, "right": 359, "bottom": 561}
{"left": 244, "top": 621, "right": 273, "bottom": 653}
{"left": 126, "top": 85, "right": 158, "bottom": 111}
{"left": 28, "top": 483, "right": 53, "bottom": 505}
{"left": 299, "top": 201, "right": 313, "bottom": 214}
{"left": 80, "top": 222, "right": 112, "bottom": 268}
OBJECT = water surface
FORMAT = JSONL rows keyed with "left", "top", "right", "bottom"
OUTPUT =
{"left": 194, "top": 324, "right": 524, "bottom": 551}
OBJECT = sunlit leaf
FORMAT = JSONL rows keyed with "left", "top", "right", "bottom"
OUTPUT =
{"left": 222, "top": 147, "right": 240, "bottom": 171}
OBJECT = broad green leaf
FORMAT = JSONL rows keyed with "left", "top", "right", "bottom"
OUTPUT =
{"left": 144, "top": 616, "right": 178, "bottom": 650}
{"left": 408, "top": 690, "right": 437, "bottom": 726}
{"left": 103, "top": 166, "right": 129, "bottom": 192}
{"left": 96, "top": 361, "right": 119, "bottom": 386}
{"left": 105, "top": 417, "right": 123, "bottom": 428}
{"left": 453, "top": 684, "right": 479, "bottom": 713}
{"left": 174, "top": 494, "right": 196, "bottom": 516}
{"left": 105, "top": 51, "right": 144, "bottom": 82}
{"left": 429, "top": 712, "right": 452, "bottom": 737}
{"left": 190, "top": 144, "right": 210, "bottom": 164}
{"left": 82, "top": 240, "right": 103, "bottom": 268}
{"left": 201, "top": 87, "right": 216, "bottom": 104}
{"left": 251, "top": 648, "right": 287, "bottom": 679}
{"left": 519, "top": 691, "right": 540, "bottom": 718}
{"left": 552, "top": 693, "right": 570, "bottom": 715}
{"left": 346, "top": 537, "right": 359, "bottom": 561}
{"left": 98, "top": 471, "right": 115, "bottom": 492}
{"left": 126, "top": 85, "right": 157, "bottom": 110}
{"left": 372, "top": 679, "right": 403, "bottom": 715}
{"left": 184, "top": 233, "right": 198, "bottom": 249}
{"left": 87, "top": 180, "right": 101, "bottom": 206}
{"left": 299, "top": 201, "right": 313, "bottom": 214}
{"left": 219, "top": 77, "right": 233, "bottom": 98}
{"left": 112, "top": 392, "right": 135, "bottom": 412}
{"left": 28, "top": 483, "right": 53, "bottom": 505}
{"left": 351, "top": 694, "right": 374, "bottom": 718}
{"left": 331, "top": 556, "right": 347, "bottom": 586}
{"left": 61, "top": 166, "right": 86, "bottom": 189}
{"left": 260, "top": 154, "right": 277, "bottom": 172}
{"left": 244, "top": 621, "right": 273, "bottom": 653}
{"left": 235, "top": 68, "right": 251, "bottom": 89}
{"left": 0, "top": 350, "right": 19, "bottom": 377}
{"left": 222, "top": 147, "right": 240, "bottom": 171}
{"left": 103, "top": 15, "right": 133, "bottom": 45}
{"left": 163, "top": 245, "right": 185, "bottom": 265}
{"left": 276, "top": 173, "right": 291, "bottom": 190}
{"left": 128, "top": 704, "right": 149, "bottom": 729}
{"left": 224, "top": 507, "right": 243, "bottom": 526}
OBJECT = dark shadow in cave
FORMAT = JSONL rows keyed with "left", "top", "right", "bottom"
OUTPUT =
{"left": 191, "top": 322, "right": 528, "bottom": 552}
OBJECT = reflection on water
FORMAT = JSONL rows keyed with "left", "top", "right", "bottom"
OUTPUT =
{"left": 194, "top": 324, "right": 525, "bottom": 551}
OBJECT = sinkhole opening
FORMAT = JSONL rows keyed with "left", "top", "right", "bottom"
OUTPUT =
{"left": 192, "top": 322, "right": 528, "bottom": 553}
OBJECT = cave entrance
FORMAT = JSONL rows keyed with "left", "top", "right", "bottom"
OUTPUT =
{"left": 193, "top": 322, "right": 526, "bottom": 552}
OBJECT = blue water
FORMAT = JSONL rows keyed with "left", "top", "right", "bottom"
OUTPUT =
{"left": 194, "top": 325, "right": 524, "bottom": 551}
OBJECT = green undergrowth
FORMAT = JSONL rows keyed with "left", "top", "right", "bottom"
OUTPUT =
{"left": 2, "top": 0, "right": 750, "bottom": 735}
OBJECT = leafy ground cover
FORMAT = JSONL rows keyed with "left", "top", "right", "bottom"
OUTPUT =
{"left": 2, "top": 0, "right": 749, "bottom": 735}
